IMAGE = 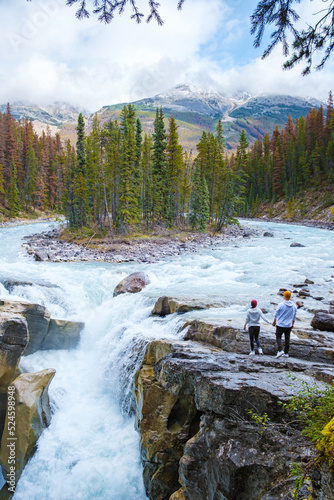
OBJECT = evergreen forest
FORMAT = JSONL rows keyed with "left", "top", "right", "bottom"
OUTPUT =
{"left": 1, "top": 93, "right": 334, "bottom": 234}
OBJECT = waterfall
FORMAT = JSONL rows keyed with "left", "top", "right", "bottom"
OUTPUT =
{"left": 0, "top": 220, "right": 333, "bottom": 499}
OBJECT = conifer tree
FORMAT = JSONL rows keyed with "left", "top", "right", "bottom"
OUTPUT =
{"left": 8, "top": 159, "right": 20, "bottom": 216}
{"left": 86, "top": 114, "right": 103, "bottom": 224}
{"left": 24, "top": 143, "right": 37, "bottom": 210}
{"left": 166, "top": 115, "right": 184, "bottom": 224}
{"left": 189, "top": 162, "right": 209, "bottom": 231}
{"left": 134, "top": 118, "right": 143, "bottom": 212}
{"left": 104, "top": 120, "right": 121, "bottom": 225}
{"left": 68, "top": 113, "right": 88, "bottom": 228}
{"left": 152, "top": 107, "right": 168, "bottom": 222}
{"left": 141, "top": 133, "right": 153, "bottom": 225}
{"left": 118, "top": 105, "right": 140, "bottom": 227}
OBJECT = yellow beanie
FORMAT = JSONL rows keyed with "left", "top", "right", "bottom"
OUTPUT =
{"left": 283, "top": 290, "right": 291, "bottom": 300}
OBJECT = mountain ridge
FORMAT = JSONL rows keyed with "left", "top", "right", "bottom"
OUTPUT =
{"left": 0, "top": 85, "right": 326, "bottom": 150}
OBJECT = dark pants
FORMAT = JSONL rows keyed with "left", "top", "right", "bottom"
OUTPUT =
{"left": 249, "top": 326, "right": 261, "bottom": 351}
{"left": 276, "top": 326, "right": 291, "bottom": 354}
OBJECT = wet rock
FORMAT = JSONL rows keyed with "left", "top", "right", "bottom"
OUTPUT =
{"left": 113, "top": 272, "right": 150, "bottom": 297}
{"left": 296, "top": 301, "right": 304, "bottom": 309}
{"left": 0, "top": 278, "right": 61, "bottom": 293}
{"left": 311, "top": 312, "right": 334, "bottom": 333}
{"left": 290, "top": 242, "right": 305, "bottom": 247}
{"left": 0, "top": 316, "right": 29, "bottom": 391}
{"left": 34, "top": 249, "right": 49, "bottom": 261}
{"left": 0, "top": 368, "right": 55, "bottom": 487}
{"left": 135, "top": 339, "right": 334, "bottom": 500}
{"left": 263, "top": 231, "right": 274, "bottom": 237}
{"left": 0, "top": 300, "right": 84, "bottom": 355}
{"left": 298, "top": 288, "right": 311, "bottom": 297}
{"left": 305, "top": 279, "right": 315, "bottom": 284}
{"left": 151, "top": 297, "right": 223, "bottom": 316}
{"left": 277, "top": 288, "right": 292, "bottom": 296}
{"left": 41, "top": 319, "right": 84, "bottom": 351}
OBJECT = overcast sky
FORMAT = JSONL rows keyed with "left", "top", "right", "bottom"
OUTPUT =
{"left": 0, "top": 0, "right": 333, "bottom": 111}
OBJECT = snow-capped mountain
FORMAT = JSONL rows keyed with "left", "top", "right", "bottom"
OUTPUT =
{"left": 0, "top": 101, "right": 88, "bottom": 125}
{"left": 134, "top": 84, "right": 252, "bottom": 119}
{"left": 0, "top": 85, "right": 326, "bottom": 149}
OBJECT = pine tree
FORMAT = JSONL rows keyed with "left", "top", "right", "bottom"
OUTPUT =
{"left": 104, "top": 120, "right": 121, "bottom": 226}
{"left": 152, "top": 107, "right": 168, "bottom": 222}
{"left": 134, "top": 118, "right": 143, "bottom": 213}
{"left": 189, "top": 162, "right": 209, "bottom": 231}
{"left": 69, "top": 113, "right": 88, "bottom": 228}
{"left": 166, "top": 115, "right": 184, "bottom": 225}
{"left": 273, "top": 144, "right": 284, "bottom": 198}
{"left": 8, "top": 159, "right": 20, "bottom": 216}
{"left": 24, "top": 143, "right": 37, "bottom": 210}
{"left": 86, "top": 114, "right": 103, "bottom": 224}
{"left": 118, "top": 105, "right": 140, "bottom": 228}
{"left": 141, "top": 133, "right": 153, "bottom": 225}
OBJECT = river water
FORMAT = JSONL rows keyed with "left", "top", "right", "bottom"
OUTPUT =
{"left": 0, "top": 220, "right": 333, "bottom": 499}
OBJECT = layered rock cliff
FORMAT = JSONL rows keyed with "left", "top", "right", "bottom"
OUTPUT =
{"left": 135, "top": 322, "right": 334, "bottom": 499}
{"left": 0, "top": 299, "right": 84, "bottom": 496}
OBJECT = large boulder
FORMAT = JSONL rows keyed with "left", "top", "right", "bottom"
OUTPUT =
{"left": 311, "top": 312, "right": 334, "bottom": 333}
{"left": 42, "top": 319, "right": 84, "bottom": 351}
{"left": 0, "top": 299, "right": 84, "bottom": 355}
{"left": 151, "top": 297, "right": 223, "bottom": 316}
{"left": 0, "top": 368, "right": 55, "bottom": 491}
{"left": 0, "top": 315, "right": 29, "bottom": 443}
{"left": 135, "top": 339, "right": 334, "bottom": 500}
{"left": 34, "top": 249, "right": 49, "bottom": 261}
{"left": 113, "top": 272, "right": 150, "bottom": 297}
{"left": 0, "top": 315, "right": 29, "bottom": 394}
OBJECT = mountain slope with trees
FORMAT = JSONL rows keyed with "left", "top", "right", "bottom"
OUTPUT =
{"left": 1, "top": 87, "right": 324, "bottom": 153}
{"left": 1, "top": 93, "right": 333, "bottom": 233}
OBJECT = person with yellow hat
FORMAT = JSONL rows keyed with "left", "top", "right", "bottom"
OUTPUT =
{"left": 272, "top": 290, "right": 297, "bottom": 358}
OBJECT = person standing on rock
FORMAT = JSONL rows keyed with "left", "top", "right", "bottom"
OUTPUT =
{"left": 244, "top": 300, "right": 272, "bottom": 355}
{"left": 273, "top": 290, "right": 297, "bottom": 358}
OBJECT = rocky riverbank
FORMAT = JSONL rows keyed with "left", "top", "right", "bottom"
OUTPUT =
{"left": 23, "top": 225, "right": 262, "bottom": 264}
{"left": 0, "top": 216, "right": 63, "bottom": 229}
{"left": 135, "top": 320, "right": 334, "bottom": 499}
{"left": 250, "top": 215, "right": 334, "bottom": 231}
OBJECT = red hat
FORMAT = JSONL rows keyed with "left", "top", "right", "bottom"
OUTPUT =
{"left": 251, "top": 300, "right": 257, "bottom": 308}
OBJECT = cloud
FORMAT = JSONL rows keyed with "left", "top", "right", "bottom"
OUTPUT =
{"left": 0, "top": 0, "right": 225, "bottom": 109}
{"left": 0, "top": 0, "right": 332, "bottom": 110}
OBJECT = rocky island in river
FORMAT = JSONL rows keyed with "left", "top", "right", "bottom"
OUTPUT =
{"left": 0, "top": 220, "right": 334, "bottom": 499}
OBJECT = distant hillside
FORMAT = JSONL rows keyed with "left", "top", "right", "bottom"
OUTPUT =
{"left": 1, "top": 85, "right": 325, "bottom": 151}
{"left": 249, "top": 184, "right": 334, "bottom": 226}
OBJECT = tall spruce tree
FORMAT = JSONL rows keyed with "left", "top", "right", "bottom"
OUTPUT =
{"left": 166, "top": 115, "right": 184, "bottom": 225}
{"left": 141, "top": 133, "right": 153, "bottom": 225}
{"left": 152, "top": 107, "right": 168, "bottom": 222}
{"left": 67, "top": 113, "right": 88, "bottom": 228}
{"left": 118, "top": 105, "right": 140, "bottom": 228}
{"left": 189, "top": 161, "right": 209, "bottom": 231}
{"left": 9, "top": 159, "right": 20, "bottom": 216}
